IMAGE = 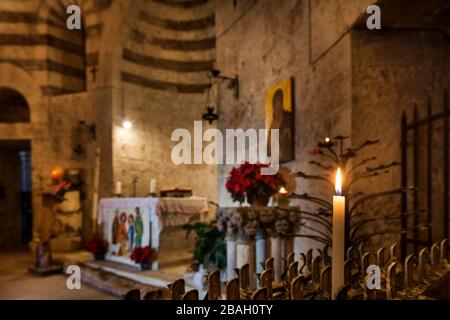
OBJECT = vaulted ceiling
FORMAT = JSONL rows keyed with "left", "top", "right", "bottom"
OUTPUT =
{"left": 116, "top": 0, "right": 215, "bottom": 94}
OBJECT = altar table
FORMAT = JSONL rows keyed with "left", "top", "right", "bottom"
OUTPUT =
{"left": 98, "top": 197, "right": 209, "bottom": 268}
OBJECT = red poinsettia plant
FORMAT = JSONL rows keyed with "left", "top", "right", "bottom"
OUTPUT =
{"left": 130, "top": 246, "right": 158, "bottom": 265}
{"left": 85, "top": 236, "right": 108, "bottom": 259}
{"left": 226, "top": 162, "right": 285, "bottom": 205}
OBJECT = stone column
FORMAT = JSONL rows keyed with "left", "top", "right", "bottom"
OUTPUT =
{"left": 271, "top": 236, "right": 282, "bottom": 281}
{"left": 226, "top": 236, "right": 237, "bottom": 280}
{"left": 255, "top": 231, "right": 266, "bottom": 274}
{"left": 236, "top": 235, "right": 257, "bottom": 288}
{"left": 281, "top": 236, "right": 287, "bottom": 272}
{"left": 248, "top": 238, "right": 256, "bottom": 289}
{"left": 236, "top": 240, "right": 249, "bottom": 268}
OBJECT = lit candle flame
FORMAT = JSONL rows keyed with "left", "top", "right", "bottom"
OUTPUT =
{"left": 335, "top": 167, "right": 342, "bottom": 195}
{"left": 325, "top": 137, "right": 330, "bottom": 143}
{"left": 51, "top": 169, "right": 60, "bottom": 179}
{"left": 279, "top": 187, "right": 288, "bottom": 194}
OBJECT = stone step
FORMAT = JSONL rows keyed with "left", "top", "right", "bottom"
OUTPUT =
{"left": 158, "top": 250, "right": 192, "bottom": 269}
{"left": 80, "top": 263, "right": 165, "bottom": 299}
{"left": 55, "top": 250, "right": 206, "bottom": 299}
{"left": 83, "top": 260, "right": 207, "bottom": 298}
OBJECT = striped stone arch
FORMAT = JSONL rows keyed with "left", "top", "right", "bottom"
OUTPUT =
{"left": 96, "top": 0, "right": 216, "bottom": 93}
{"left": 0, "top": 0, "right": 114, "bottom": 95}
{"left": 35, "top": 0, "right": 89, "bottom": 94}
{"left": 0, "top": 63, "right": 39, "bottom": 123}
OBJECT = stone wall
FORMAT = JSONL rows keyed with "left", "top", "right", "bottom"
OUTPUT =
{"left": 215, "top": 0, "right": 369, "bottom": 253}
{"left": 0, "top": 0, "right": 218, "bottom": 246}
{"left": 109, "top": 0, "right": 217, "bottom": 205}
{"left": 0, "top": 0, "right": 113, "bottom": 96}
{"left": 351, "top": 29, "right": 450, "bottom": 248}
{"left": 0, "top": 61, "right": 113, "bottom": 244}
{"left": 215, "top": 0, "right": 450, "bottom": 254}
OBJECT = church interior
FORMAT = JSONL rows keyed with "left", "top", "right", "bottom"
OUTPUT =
{"left": 0, "top": 0, "right": 449, "bottom": 301}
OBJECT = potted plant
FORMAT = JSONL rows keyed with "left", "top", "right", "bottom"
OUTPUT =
{"left": 226, "top": 162, "right": 285, "bottom": 206}
{"left": 130, "top": 246, "right": 158, "bottom": 271}
{"left": 183, "top": 221, "right": 226, "bottom": 282}
{"left": 85, "top": 236, "right": 108, "bottom": 260}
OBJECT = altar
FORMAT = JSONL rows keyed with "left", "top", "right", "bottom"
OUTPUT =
{"left": 98, "top": 197, "right": 209, "bottom": 269}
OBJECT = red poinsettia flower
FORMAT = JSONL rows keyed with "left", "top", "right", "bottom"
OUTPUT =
{"left": 225, "top": 162, "right": 285, "bottom": 204}
{"left": 130, "top": 246, "right": 158, "bottom": 264}
{"left": 85, "top": 236, "right": 108, "bottom": 255}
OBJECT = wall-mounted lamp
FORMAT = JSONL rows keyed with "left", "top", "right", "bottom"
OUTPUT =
{"left": 209, "top": 69, "right": 239, "bottom": 99}
{"left": 202, "top": 106, "right": 218, "bottom": 124}
{"left": 122, "top": 120, "right": 132, "bottom": 130}
{"left": 202, "top": 74, "right": 219, "bottom": 124}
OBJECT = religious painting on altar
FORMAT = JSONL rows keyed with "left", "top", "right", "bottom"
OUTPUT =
{"left": 265, "top": 77, "right": 295, "bottom": 163}
{"left": 105, "top": 206, "right": 150, "bottom": 264}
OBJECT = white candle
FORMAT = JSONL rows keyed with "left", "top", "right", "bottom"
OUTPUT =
{"left": 277, "top": 187, "right": 289, "bottom": 207}
{"left": 115, "top": 181, "right": 122, "bottom": 195}
{"left": 150, "top": 179, "right": 156, "bottom": 194}
{"left": 332, "top": 168, "right": 345, "bottom": 299}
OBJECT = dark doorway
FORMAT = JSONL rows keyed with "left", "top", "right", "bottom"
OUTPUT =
{"left": 0, "top": 140, "right": 32, "bottom": 247}
{"left": 0, "top": 88, "right": 30, "bottom": 123}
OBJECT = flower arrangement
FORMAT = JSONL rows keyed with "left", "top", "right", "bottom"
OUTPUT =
{"left": 85, "top": 236, "right": 108, "bottom": 260}
{"left": 130, "top": 246, "right": 158, "bottom": 270}
{"left": 225, "top": 162, "right": 285, "bottom": 205}
{"left": 53, "top": 180, "right": 72, "bottom": 198}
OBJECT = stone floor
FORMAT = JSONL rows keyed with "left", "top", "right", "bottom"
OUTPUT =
{"left": 0, "top": 247, "right": 117, "bottom": 300}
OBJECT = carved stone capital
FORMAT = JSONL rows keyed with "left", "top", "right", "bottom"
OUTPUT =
{"left": 217, "top": 207, "right": 301, "bottom": 241}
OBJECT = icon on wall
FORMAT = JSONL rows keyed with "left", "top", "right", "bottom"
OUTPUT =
{"left": 265, "top": 77, "right": 295, "bottom": 163}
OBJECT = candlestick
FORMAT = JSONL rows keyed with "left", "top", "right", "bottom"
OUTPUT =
{"left": 132, "top": 177, "right": 137, "bottom": 197}
{"left": 277, "top": 187, "right": 289, "bottom": 207}
{"left": 150, "top": 179, "right": 156, "bottom": 194}
{"left": 332, "top": 167, "right": 345, "bottom": 299}
{"left": 115, "top": 181, "right": 122, "bottom": 196}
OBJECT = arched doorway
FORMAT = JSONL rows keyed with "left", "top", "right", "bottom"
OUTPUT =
{"left": 0, "top": 88, "right": 30, "bottom": 123}
{"left": 0, "top": 88, "right": 32, "bottom": 247}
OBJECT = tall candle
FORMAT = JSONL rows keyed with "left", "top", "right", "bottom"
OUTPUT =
{"left": 115, "top": 181, "right": 122, "bottom": 195}
{"left": 332, "top": 167, "right": 345, "bottom": 299}
{"left": 150, "top": 179, "right": 156, "bottom": 194}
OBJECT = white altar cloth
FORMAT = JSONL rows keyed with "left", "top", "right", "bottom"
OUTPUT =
{"left": 98, "top": 197, "right": 208, "bottom": 267}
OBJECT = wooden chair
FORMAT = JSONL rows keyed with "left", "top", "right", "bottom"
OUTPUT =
{"left": 207, "top": 270, "right": 222, "bottom": 300}
{"left": 182, "top": 289, "right": 199, "bottom": 300}
{"left": 226, "top": 277, "right": 240, "bottom": 300}
{"left": 291, "top": 275, "right": 304, "bottom": 300}
{"left": 169, "top": 279, "right": 185, "bottom": 300}
{"left": 143, "top": 289, "right": 164, "bottom": 300}
{"left": 252, "top": 287, "right": 268, "bottom": 300}
{"left": 264, "top": 257, "right": 274, "bottom": 271}
{"left": 123, "top": 289, "right": 140, "bottom": 300}
{"left": 288, "top": 261, "right": 299, "bottom": 284}
{"left": 260, "top": 269, "right": 273, "bottom": 299}
{"left": 334, "top": 284, "right": 350, "bottom": 300}
{"left": 239, "top": 263, "right": 250, "bottom": 291}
